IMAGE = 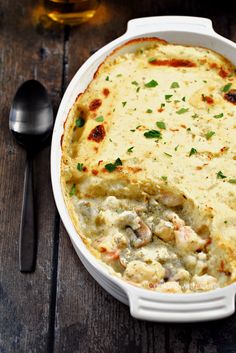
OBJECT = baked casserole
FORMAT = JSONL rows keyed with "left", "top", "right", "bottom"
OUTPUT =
{"left": 61, "top": 38, "right": 236, "bottom": 293}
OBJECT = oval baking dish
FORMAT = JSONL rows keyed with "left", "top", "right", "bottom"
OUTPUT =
{"left": 51, "top": 16, "right": 236, "bottom": 322}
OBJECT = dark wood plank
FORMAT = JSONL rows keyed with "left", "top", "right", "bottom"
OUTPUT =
{"left": 53, "top": 1, "right": 236, "bottom": 353}
{"left": 0, "top": 1, "right": 64, "bottom": 352}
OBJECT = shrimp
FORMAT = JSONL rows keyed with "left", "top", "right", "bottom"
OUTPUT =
{"left": 175, "top": 226, "right": 206, "bottom": 252}
{"left": 164, "top": 210, "right": 185, "bottom": 230}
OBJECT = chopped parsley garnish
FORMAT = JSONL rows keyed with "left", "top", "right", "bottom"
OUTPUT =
{"left": 132, "top": 81, "right": 139, "bottom": 86}
{"left": 174, "top": 145, "right": 179, "bottom": 151}
{"left": 229, "top": 179, "right": 236, "bottom": 184}
{"left": 69, "top": 184, "right": 76, "bottom": 196}
{"left": 127, "top": 146, "right": 134, "bottom": 153}
{"left": 174, "top": 100, "right": 180, "bottom": 104}
{"left": 109, "top": 138, "right": 113, "bottom": 142}
{"left": 122, "top": 101, "right": 127, "bottom": 107}
{"left": 130, "top": 129, "right": 135, "bottom": 132}
{"left": 205, "top": 131, "right": 215, "bottom": 140}
{"left": 165, "top": 94, "right": 173, "bottom": 101}
{"left": 170, "top": 82, "right": 179, "bottom": 89}
{"left": 144, "top": 130, "right": 162, "bottom": 139}
{"left": 146, "top": 109, "right": 153, "bottom": 113}
{"left": 160, "top": 103, "right": 165, "bottom": 108}
{"left": 221, "top": 83, "right": 232, "bottom": 92}
{"left": 182, "top": 96, "right": 186, "bottom": 101}
{"left": 95, "top": 115, "right": 104, "bottom": 122}
{"left": 115, "top": 158, "right": 122, "bottom": 166}
{"left": 116, "top": 74, "right": 122, "bottom": 77}
{"left": 217, "top": 170, "right": 227, "bottom": 179}
{"left": 192, "top": 113, "right": 199, "bottom": 119}
{"left": 176, "top": 108, "right": 189, "bottom": 114}
{"left": 145, "top": 80, "right": 158, "bottom": 88}
{"left": 214, "top": 113, "right": 224, "bottom": 119}
{"left": 189, "top": 148, "right": 197, "bottom": 156}
{"left": 164, "top": 152, "right": 172, "bottom": 157}
{"left": 106, "top": 75, "right": 109, "bottom": 81}
{"left": 156, "top": 121, "right": 166, "bottom": 129}
{"left": 187, "top": 127, "right": 191, "bottom": 132}
{"left": 105, "top": 158, "right": 122, "bottom": 172}
{"left": 136, "top": 87, "right": 140, "bottom": 93}
{"left": 203, "top": 80, "right": 207, "bottom": 83}
{"left": 77, "top": 163, "right": 84, "bottom": 171}
{"left": 136, "top": 125, "right": 141, "bottom": 129}
{"left": 76, "top": 117, "right": 85, "bottom": 128}
{"left": 148, "top": 57, "right": 156, "bottom": 62}
{"left": 161, "top": 176, "right": 167, "bottom": 181}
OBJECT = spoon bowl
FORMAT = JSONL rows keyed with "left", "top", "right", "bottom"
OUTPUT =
{"left": 9, "top": 80, "right": 54, "bottom": 150}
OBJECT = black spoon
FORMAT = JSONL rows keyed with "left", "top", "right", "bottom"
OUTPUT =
{"left": 9, "top": 80, "right": 54, "bottom": 272}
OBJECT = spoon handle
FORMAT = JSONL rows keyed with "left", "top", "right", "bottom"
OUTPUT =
{"left": 19, "top": 153, "right": 36, "bottom": 272}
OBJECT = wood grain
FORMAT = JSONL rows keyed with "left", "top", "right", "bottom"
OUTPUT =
{"left": 0, "top": 0, "right": 63, "bottom": 352}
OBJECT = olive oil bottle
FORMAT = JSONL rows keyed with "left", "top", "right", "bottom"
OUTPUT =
{"left": 44, "top": 0, "right": 100, "bottom": 26}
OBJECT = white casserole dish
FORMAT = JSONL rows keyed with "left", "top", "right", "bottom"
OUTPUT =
{"left": 51, "top": 16, "right": 236, "bottom": 322}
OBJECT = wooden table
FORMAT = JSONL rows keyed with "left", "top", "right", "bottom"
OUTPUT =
{"left": 1, "top": 1, "right": 236, "bottom": 352}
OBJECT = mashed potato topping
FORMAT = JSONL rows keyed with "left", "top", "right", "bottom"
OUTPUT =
{"left": 61, "top": 38, "right": 236, "bottom": 293}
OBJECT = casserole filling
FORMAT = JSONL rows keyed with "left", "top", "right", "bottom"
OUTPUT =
{"left": 71, "top": 193, "right": 228, "bottom": 293}
{"left": 61, "top": 38, "right": 236, "bottom": 293}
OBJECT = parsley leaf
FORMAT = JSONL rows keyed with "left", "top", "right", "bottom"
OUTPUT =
{"left": 136, "top": 87, "right": 140, "bottom": 93}
{"left": 76, "top": 117, "right": 85, "bottom": 128}
{"left": 127, "top": 146, "right": 134, "bottom": 153}
{"left": 156, "top": 121, "right": 166, "bottom": 129}
{"left": 146, "top": 109, "right": 153, "bottom": 113}
{"left": 217, "top": 171, "right": 227, "bottom": 179}
{"left": 165, "top": 94, "right": 173, "bottom": 101}
{"left": 170, "top": 82, "right": 179, "bottom": 89}
{"left": 229, "top": 179, "right": 236, "bottom": 184}
{"left": 145, "top": 80, "right": 158, "bottom": 88}
{"left": 132, "top": 81, "right": 139, "bottom": 86}
{"left": 205, "top": 131, "right": 215, "bottom": 140}
{"left": 161, "top": 176, "right": 167, "bottom": 181}
{"left": 106, "top": 76, "right": 109, "bottom": 81}
{"left": 164, "top": 152, "right": 172, "bottom": 157}
{"left": 221, "top": 83, "right": 232, "bottom": 92}
{"left": 192, "top": 113, "right": 199, "bottom": 119}
{"left": 77, "top": 163, "right": 84, "bottom": 171}
{"left": 176, "top": 108, "right": 189, "bottom": 114}
{"left": 115, "top": 158, "right": 122, "bottom": 166}
{"left": 148, "top": 57, "right": 156, "bottom": 62}
{"left": 144, "top": 130, "right": 162, "bottom": 139}
{"left": 174, "top": 145, "right": 179, "bottom": 151}
{"left": 69, "top": 184, "right": 76, "bottom": 196}
{"left": 122, "top": 101, "right": 127, "bottom": 107}
{"left": 189, "top": 148, "right": 197, "bottom": 156}
{"left": 105, "top": 158, "right": 122, "bottom": 172}
{"left": 214, "top": 113, "right": 224, "bottom": 119}
{"left": 95, "top": 115, "right": 104, "bottom": 122}
{"left": 182, "top": 96, "right": 186, "bottom": 101}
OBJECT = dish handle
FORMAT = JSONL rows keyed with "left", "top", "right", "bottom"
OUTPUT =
{"left": 126, "top": 285, "right": 236, "bottom": 322}
{"left": 127, "top": 16, "right": 215, "bottom": 36}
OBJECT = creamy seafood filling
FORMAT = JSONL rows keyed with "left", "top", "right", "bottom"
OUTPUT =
{"left": 71, "top": 194, "right": 228, "bottom": 293}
